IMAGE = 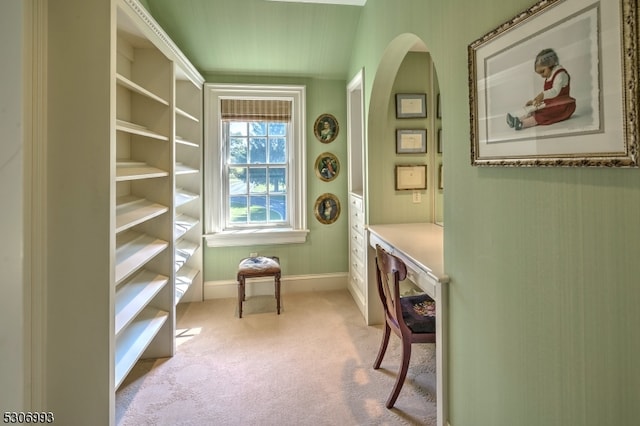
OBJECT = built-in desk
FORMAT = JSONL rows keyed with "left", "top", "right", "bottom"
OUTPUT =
{"left": 367, "top": 223, "right": 449, "bottom": 426}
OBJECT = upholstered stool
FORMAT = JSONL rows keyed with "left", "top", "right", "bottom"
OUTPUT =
{"left": 236, "top": 256, "right": 281, "bottom": 318}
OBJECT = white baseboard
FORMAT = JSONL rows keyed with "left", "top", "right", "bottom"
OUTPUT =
{"left": 203, "top": 272, "right": 349, "bottom": 300}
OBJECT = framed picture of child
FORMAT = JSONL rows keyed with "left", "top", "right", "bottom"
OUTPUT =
{"left": 468, "top": 0, "right": 638, "bottom": 167}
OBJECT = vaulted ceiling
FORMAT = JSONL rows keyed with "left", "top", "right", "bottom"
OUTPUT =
{"left": 144, "top": 0, "right": 365, "bottom": 79}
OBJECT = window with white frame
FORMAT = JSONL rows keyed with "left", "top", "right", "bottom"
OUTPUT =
{"left": 204, "top": 84, "right": 308, "bottom": 247}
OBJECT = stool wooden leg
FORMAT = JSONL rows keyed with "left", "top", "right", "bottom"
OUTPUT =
{"left": 275, "top": 273, "right": 281, "bottom": 314}
{"left": 238, "top": 276, "right": 244, "bottom": 318}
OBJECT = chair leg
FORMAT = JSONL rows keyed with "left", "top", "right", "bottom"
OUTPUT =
{"left": 275, "top": 274, "right": 281, "bottom": 314}
{"left": 386, "top": 337, "right": 412, "bottom": 409}
{"left": 373, "top": 323, "right": 391, "bottom": 369}
{"left": 238, "top": 277, "right": 244, "bottom": 318}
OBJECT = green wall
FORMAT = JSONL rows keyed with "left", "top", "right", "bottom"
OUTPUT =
{"left": 348, "top": 1, "right": 640, "bottom": 425}
{"left": 201, "top": 74, "right": 349, "bottom": 280}
{"left": 369, "top": 51, "right": 435, "bottom": 225}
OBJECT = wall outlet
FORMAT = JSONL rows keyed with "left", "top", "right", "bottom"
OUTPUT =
{"left": 250, "top": 252, "right": 258, "bottom": 257}
{"left": 412, "top": 191, "right": 421, "bottom": 203}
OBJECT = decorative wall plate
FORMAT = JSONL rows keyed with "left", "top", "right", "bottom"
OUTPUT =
{"left": 314, "top": 152, "right": 340, "bottom": 182}
{"left": 314, "top": 193, "right": 340, "bottom": 224}
{"left": 314, "top": 113, "right": 339, "bottom": 143}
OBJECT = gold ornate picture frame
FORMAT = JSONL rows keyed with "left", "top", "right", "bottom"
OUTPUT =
{"left": 314, "top": 113, "right": 339, "bottom": 143}
{"left": 314, "top": 152, "right": 340, "bottom": 182}
{"left": 314, "top": 193, "right": 341, "bottom": 224}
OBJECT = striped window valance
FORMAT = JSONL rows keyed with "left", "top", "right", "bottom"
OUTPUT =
{"left": 221, "top": 99, "right": 292, "bottom": 122}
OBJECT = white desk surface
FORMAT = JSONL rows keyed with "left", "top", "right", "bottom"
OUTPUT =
{"left": 368, "top": 222, "right": 449, "bottom": 284}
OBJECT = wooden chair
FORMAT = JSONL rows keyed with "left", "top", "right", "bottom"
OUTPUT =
{"left": 236, "top": 256, "right": 281, "bottom": 318}
{"left": 373, "top": 244, "right": 436, "bottom": 409}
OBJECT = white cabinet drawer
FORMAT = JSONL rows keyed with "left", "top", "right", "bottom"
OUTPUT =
{"left": 351, "top": 213, "right": 364, "bottom": 236}
{"left": 349, "top": 193, "right": 363, "bottom": 211}
{"left": 350, "top": 240, "right": 365, "bottom": 264}
{"left": 350, "top": 230, "right": 365, "bottom": 249}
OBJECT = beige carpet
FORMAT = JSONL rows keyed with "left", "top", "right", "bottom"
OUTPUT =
{"left": 116, "top": 290, "right": 437, "bottom": 425}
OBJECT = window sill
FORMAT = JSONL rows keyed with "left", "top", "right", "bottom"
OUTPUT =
{"left": 204, "top": 228, "right": 309, "bottom": 247}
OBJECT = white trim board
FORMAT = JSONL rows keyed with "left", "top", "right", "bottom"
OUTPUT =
{"left": 203, "top": 272, "right": 348, "bottom": 300}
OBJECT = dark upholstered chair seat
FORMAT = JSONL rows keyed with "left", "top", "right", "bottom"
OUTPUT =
{"left": 400, "top": 294, "right": 436, "bottom": 334}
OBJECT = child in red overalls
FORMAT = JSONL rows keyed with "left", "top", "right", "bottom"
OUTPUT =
{"left": 506, "top": 48, "right": 576, "bottom": 131}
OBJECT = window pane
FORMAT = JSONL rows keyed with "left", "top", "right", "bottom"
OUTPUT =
{"left": 268, "top": 122, "right": 286, "bottom": 136}
{"left": 248, "top": 167, "right": 267, "bottom": 194}
{"left": 229, "top": 167, "right": 247, "bottom": 195}
{"left": 269, "top": 137, "right": 286, "bottom": 163}
{"left": 249, "top": 122, "right": 267, "bottom": 136}
{"left": 249, "top": 137, "right": 267, "bottom": 163}
{"left": 229, "top": 122, "right": 248, "bottom": 136}
{"left": 229, "top": 137, "right": 247, "bottom": 164}
{"left": 268, "top": 167, "right": 287, "bottom": 193}
{"left": 269, "top": 195, "right": 287, "bottom": 222}
{"left": 230, "top": 196, "right": 247, "bottom": 223}
{"left": 249, "top": 196, "right": 267, "bottom": 222}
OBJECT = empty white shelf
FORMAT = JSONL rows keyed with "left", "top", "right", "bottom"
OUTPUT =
{"left": 116, "top": 230, "right": 169, "bottom": 284}
{"left": 175, "top": 266, "right": 199, "bottom": 304}
{"left": 116, "top": 73, "right": 170, "bottom": 106}
{"left": 175, "top": 136, "right": 199, "bottom": 148}
{"left": 116, "top": 196, "right": 169, "bottom": 233}
{"left": 175, "top": 214, "right": 199, "bottom": 239}
{"left": 115, "top": 307, "right": 169, "bottom": 389}
{"left": 115, "top": 269, "right": 169, "bottom": 335}
{"left": 175, "top": 107, "right": 200, "bottom": 123}
{"left": 175, "top": 162, "right": 199, "bottom": 175}
{"left": 175, "top": 239, "right": 199, "bottom": 271}
{"left": 116, "top": 119, "right": 169, "bottom": 141}
{"left": 175, "top": 188, "right": 199, "bottom": 207}
{"left": 116, "top": 161, "right": 169, "bottom": 181}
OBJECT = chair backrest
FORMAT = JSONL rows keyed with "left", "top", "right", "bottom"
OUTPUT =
{"left": 375, "top": 245, "right": 408, "bottom": 331}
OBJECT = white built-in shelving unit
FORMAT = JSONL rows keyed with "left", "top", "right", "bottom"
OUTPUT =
{"left": 113, "top": 0, "right": 205, "bottom": 391}
{"left": 114, "top": 6, "right": 174, "bottom": 387}
{"left": 47, "top": 0, "right": 204, "bottom": 422}
{"left": 174, "top": 65, "right": 204, "bottom": 303}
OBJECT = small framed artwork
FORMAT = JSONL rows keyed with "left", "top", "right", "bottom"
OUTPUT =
{"left": 314, "top": 193, "right": 341, "bottom": 224}
{"left": 438, "top": 164, "right": 444, "bottom": 190}
{"left": 396, "top": 129, "right": 427, "bottom": 154}
{"left": 395, "top": 165, "right": 427, "bottom": 191}
{"left": 314, "top": 152, "right": 340, "bottom": 182}
{"left": 395, "top": 93, "right": 427, "bottom": 118}
{"left": 468, "top": 0, "right": 638, "bottom": 166}
{"left": 314, "top": 113, "right": 339, "bottom": 143}
{"left": 437, "top": 128, "right": 443, "bottom": 154}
